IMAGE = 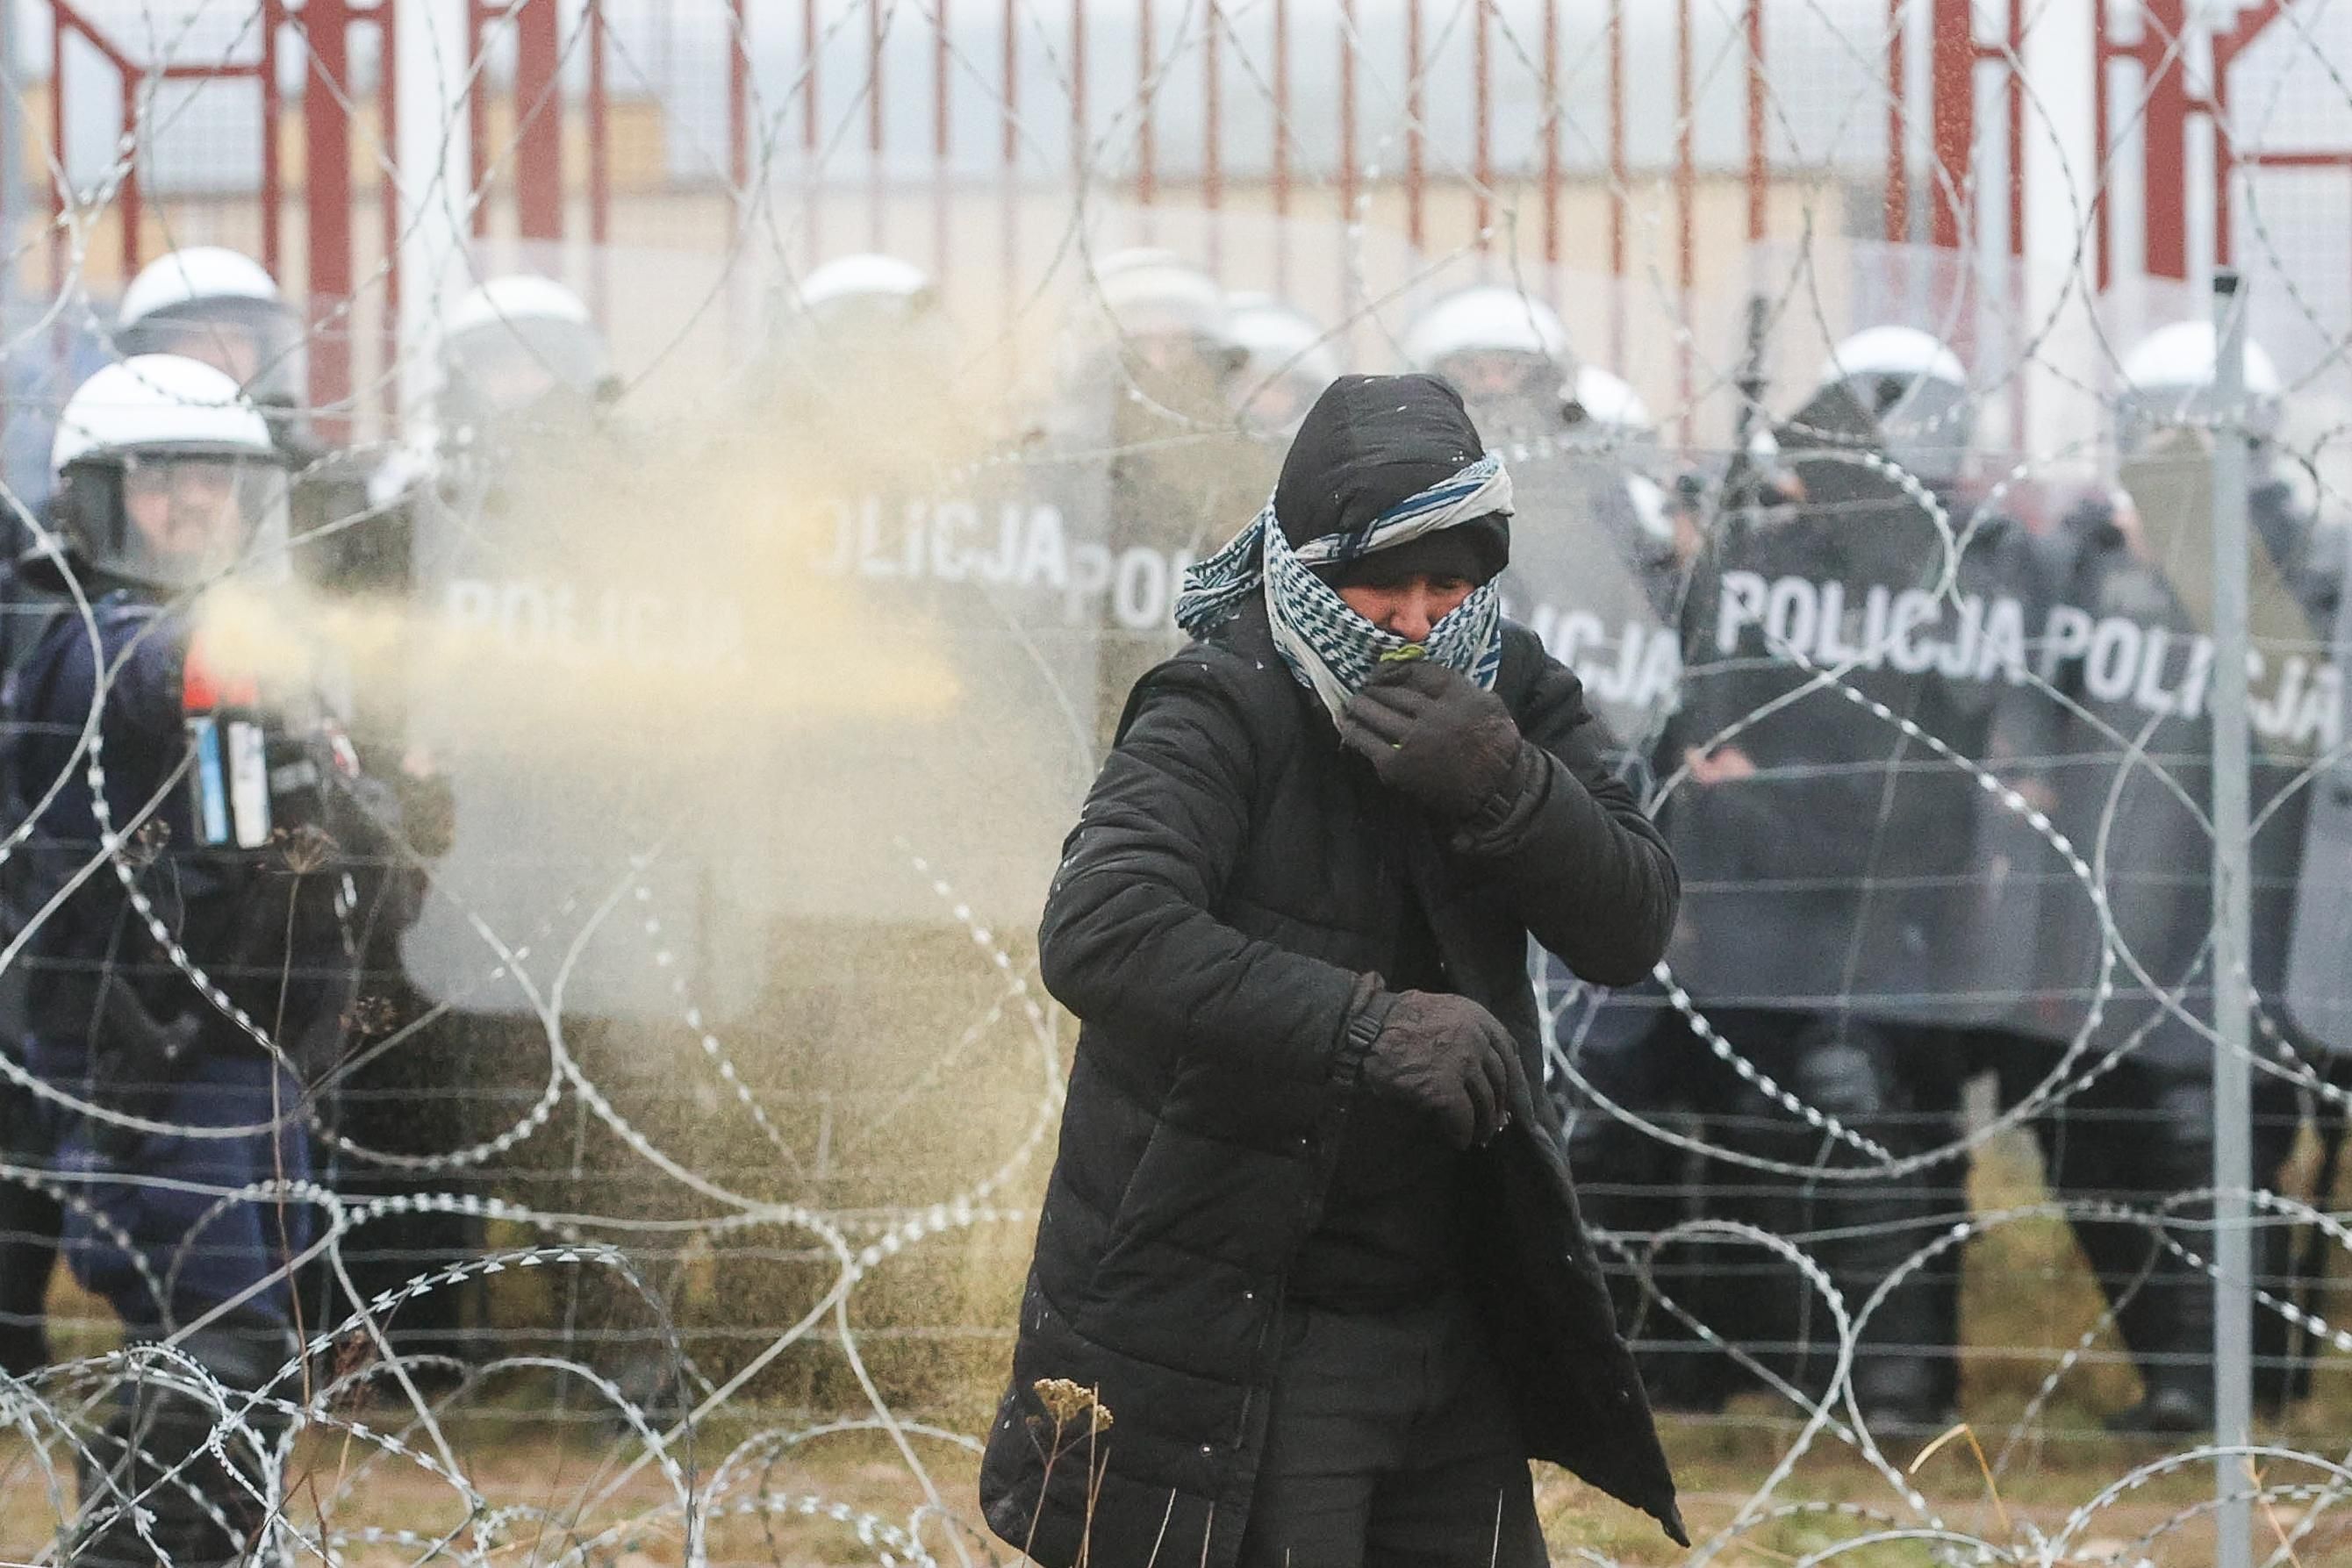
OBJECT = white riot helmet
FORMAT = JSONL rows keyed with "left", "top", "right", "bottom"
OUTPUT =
{"left": 2116, "top": 319, "right": 2285, "bottom": 455}
{"left": 1402, "top": 286, "right": 1572, "bottom": 407}
{"left": 115, "top": 246, "right": 308, "bottom": 419}
{"left": 1225, "top": 293, "right": 1341, "bottom": 437}
{"left": 439, "top": 275, "right": 618, "bottom": 433}
{"left": 769, "top": 254, "right": 950, "bottom": 400}
{"left": 1812, "top": 325, "right": 1974, "bottom": 488}
{"left": 1560, "top": 363, "right": 1655, "bottom": 450}
{"left": 785, "top": 252, "right": 940, "bottom": 339}
{"left": 50, "top": 354, "right": 292, "bottom": 588}
{"left": 1088, "top": 248, "right": 1243, "bottom": 374}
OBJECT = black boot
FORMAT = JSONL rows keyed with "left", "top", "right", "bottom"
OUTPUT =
{"left": 2105, "top": 1374, "right": 2213, "bottom": 1436}
{"left": 2105, "top": 1083, "right": 2219, "bottom": 1439}
{"left": 69, "top": 1316, "right": 297, "bottom": 1568}
{"left": 1793, "top": 1025, "right": 1956, "bottom": 1433}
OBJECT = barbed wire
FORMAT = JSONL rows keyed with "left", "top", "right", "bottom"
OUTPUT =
{"left": 0, "top": 3, "right": 2349, "bottom": 1565}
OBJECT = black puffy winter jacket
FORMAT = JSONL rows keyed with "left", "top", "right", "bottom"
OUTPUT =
{"left": 978, "top": 599, "right": 1687, "bottom": 1566}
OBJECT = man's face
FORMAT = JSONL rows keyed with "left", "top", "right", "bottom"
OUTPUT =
{"left": 1441, "top": 351, "right": 1547, "bottom": 405}
{"left": 123, "top": 456, "right": 246, "bottom": 570}
{"left": 1235, "top": 374, "right": 1316, "bottom": 435}
{"left": 469, "top": 342, "right": 566, "bottom": 418}
{"left": 1337, "top": 571, "right": 1476, "bottom": 643}
{"left": 156, "top": 319, "right": 262, "bottom": 387}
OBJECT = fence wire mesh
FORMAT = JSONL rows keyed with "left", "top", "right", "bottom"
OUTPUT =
{"left": 1, "top": 1, "right": 2351, "bottom": 1564}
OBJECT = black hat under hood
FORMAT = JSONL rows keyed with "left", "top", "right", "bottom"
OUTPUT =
{"left": 1273, "top": 373, "right": 1511, "bottom": 588}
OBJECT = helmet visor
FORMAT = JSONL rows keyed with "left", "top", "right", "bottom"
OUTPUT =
{"left": 443, "top": 316, "right": 614, "bottom": 419}
{"left": 109, "top": 451, "right": 292, "bottom": 587}
{"left": 121, "top": 298, "right": 310, "bottom": 412}
{"left": 1436, "top": 350, "right": 1554, "bottom": 405}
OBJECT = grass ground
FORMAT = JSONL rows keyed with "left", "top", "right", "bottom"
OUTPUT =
{"left": 4, "top": 1125, "right": 2345, "bottom": 1565}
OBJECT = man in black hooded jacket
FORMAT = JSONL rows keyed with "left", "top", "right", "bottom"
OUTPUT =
{"left": 979, "top": 375, "right": 1686, "bottom": 1568}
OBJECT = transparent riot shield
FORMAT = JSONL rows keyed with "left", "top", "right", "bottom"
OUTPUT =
{"left": 2288, "top": 581, "right": 2352, "bottom": 1057}
{"left": 1495, "top": 437, "right": 1682, "bottom": 749}
{"left": 1980, "top": 273, "right": 2342, "bottom": 1061}
{"left": 396, "top": 251, "right": 1097, "bottom": 1027}
{"left": 1657, "top": 243, "right": 2046, "bottom": 1029}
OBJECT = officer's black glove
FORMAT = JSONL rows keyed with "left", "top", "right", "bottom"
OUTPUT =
{"left": 1338, "top": 661, "right": 1530, "bottom": 821}
{"left": 90, "top": 985, "right": 204, "bottom": 1163}
{"left": 1359, "top": 989, "right": 1526, "bottom": 1149}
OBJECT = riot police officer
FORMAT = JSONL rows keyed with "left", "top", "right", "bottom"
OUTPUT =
{"left": 7, "top": 354, "right": 406, "bottom": 1564}
{"left": 434, "top": 274, "right": 620, "bottom": 493}
{"left": 1065, "top": 250, "right": 1253, "bottom": 750}
{"left": 369, "top": 273, "right": 632, "bottom": 1393}
{"left": 1500, "top": 345, "right": 1707, "bottom": 1403}
{"left": 1402, "top": 284, "right": 1575, "bottom": 443}
{"left": 762, "top": 252, "right": 977, "bottom": 474}
{"left": 3, "top": 253, "right": 312, "bottom": 1370}
{"left": 1225, "top": 292, "right": 1343, "bottom": 439}
{"left": 1649, "top": 325, "right": 2018, "bottom": 1428}
{"left": 2011, "top": 320, "right": 2326, "bottom": 1433}
{"left": 111, "top": 245, "right": 413, "bottom": 598}
{"left": 112, "top": 247, "right": 309, "bottom": 439}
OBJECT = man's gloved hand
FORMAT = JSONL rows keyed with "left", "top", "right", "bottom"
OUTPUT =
{"left": 1359, "top": 990, "right": 1527, "bottom": 1149}
{"left": 1338, "top": 661, "right": 1528, "bottom": 820}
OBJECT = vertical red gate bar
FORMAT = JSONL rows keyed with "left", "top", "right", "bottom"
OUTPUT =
{"left": 1885, "top": 0, "right": 1907, "bottom": 241}
{"left": 370, "top": 0, "right": 399, "bottom": 431}
{"left": 466, "top": 1, "right": 488, "bottom": 238}
{"left": 1137, "top": 0, "right": 1157, "bottom": 211}
{"left": 1204, "top": 0, "right": 1223, "bottom": 271}
{"left": 587, "top": 0, "right": 609, "bottom": 245}
{"left": 1069, "top": 0, "right": 1086, "bottom": 180}
{"left": 1338, "top": 0, "right": 1357, "bottom": 226}
{"left": 1745, "top": 0, "right": 1765, "bottom": 244}
{"left": 1540, "top": 0, "right": 1558, "bottom": 270}
{"left": 2211, "top": 4, "right": 2292, "bottom": 274}
{"left": 797, "top": 0, "right": 817, "bottom": 256}
{"left": 513, "top": 0, "right": 563, "bottom": 242}
{"left": 2004, "top": 0, "right": 2023, "bottom": 260}
{"left": 1404, "top": 0, "right": 1423, "bottom": 251}
{"left": 933, "top": 0, "right": 950, "bottom": 283}
{"left": 261, "top": 0, "right": 283, "bottom": 278}
{"left": 1675, "top": 0, "right": 1693, "bottom": 442}
{"left": 869, "top": 0, "right": 887, "bottom": 251}
{"left": 115, "top": 58, "right": 138, "bottom": 275}
{"left": 45, "top": 8, "right": 61, "bottom": 289}
{"left": 1930, "top": 0, "right": 1972, "bottom": 252}
{"left": 305, "top": 0, "right": 354, "bottom": 438}
{"left": 377, "top": 0, "right": 395, "bottom": 318}
{"left": 1272, "top": 0, "right": 1291, "bottom": 295}
{"left": 727, "top": 0, "right": 748, "bottom": 230}
{"left": 1000, "top": 0, "right": 1017, "bottom": 335}
{"left": 2091, "top": 0, "right": 2112, "bottom": 288}
{"left": 1607, "top": 0, "right": 1624, "bottom": 370}
{"left": 1472, "top": 0, "right": 1490, "bottom": 249}
{"left": 49, "top": 5, "right": 147, "bottom": 278}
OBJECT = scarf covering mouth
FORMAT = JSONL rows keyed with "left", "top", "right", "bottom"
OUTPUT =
{"left": 1173, "top": 451, "right": 1513, "bottom": 721}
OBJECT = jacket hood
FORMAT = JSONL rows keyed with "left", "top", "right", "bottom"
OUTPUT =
{"left": 1274, "top": 374, "right": 1491, "bottom": 547}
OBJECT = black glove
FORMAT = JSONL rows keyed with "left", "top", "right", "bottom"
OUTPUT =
{"left": 1338, "top": 661, "right": 1529, "bottom": 820}
{"left": 90, "top": 983, "right": 204, "bottom": 1163}
{"left": 1359, "top": 989, "right": 1527, "bottom": 1149}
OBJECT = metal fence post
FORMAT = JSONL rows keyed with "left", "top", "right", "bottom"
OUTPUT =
{"left": 2209, "top": 266, "right": 2255, "bottom": 1568}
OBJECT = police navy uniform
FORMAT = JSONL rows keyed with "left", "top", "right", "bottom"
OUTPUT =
{"left": 1634, "top": 386, "right": 2045, "bottom": 1424}
{"left": 4, "top": 569, "right": 403, "bottom": 1564}
{"left": 1991, "top": 481, "right": 2323, "bottom": 1430}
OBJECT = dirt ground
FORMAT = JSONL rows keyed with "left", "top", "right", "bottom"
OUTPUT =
{"left": 4, "top": 1128, "right": 2346, "bottom": 1565}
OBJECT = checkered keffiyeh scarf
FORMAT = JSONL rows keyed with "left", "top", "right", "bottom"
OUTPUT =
{"left": 1173, "top": 452, "right": 1513, "bottom": 721}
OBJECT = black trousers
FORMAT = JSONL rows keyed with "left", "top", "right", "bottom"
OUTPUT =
{"left": 1236, "top": 1294, "right": 1545, "bottom": 1568}
{"left": 71, "top": 1313, "right": 297, "bottom": 1568}
{"left": 0, "top": 1063, "right": 61, "bottom": 1377}
{"left": 1985, "top": 1042, "right": 2301, "bottom": 1407}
